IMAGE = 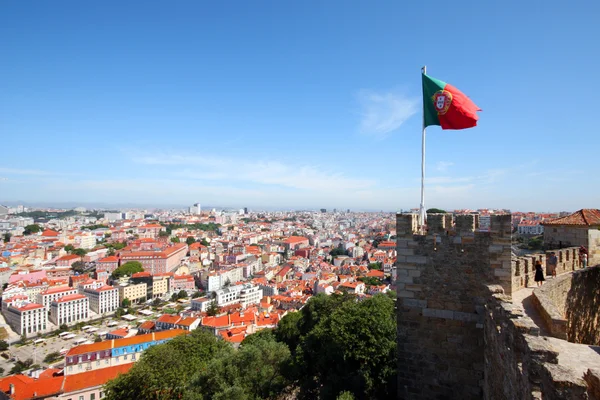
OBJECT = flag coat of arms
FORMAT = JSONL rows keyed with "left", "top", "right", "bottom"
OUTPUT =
{"left": 422, "top": 73, "right": 481, "bottom": 130}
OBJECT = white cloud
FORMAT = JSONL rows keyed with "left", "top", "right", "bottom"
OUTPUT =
{"left": 0, "top": 167, "right": 54, "bottom": 176}
{"left": 435, "top": 161, "right": 454, "bottom": 172}
{"left": 133, "top": 153, "right": 375, "bottom": 192}
{"left": 357, "top": 90, "right": 419, "bottom": 138}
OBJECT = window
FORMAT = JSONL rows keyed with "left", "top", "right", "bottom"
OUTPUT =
{"left": 79, "top": 396, "right": 84, "bottom": 400}
{"left": 91, "top": 394, "right": 96, "bottom": 400}
{"left": 124, "top": 354, "right": 128, "bottom": 360}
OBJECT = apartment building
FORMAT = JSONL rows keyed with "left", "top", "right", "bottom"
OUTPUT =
{"left": 215, "top": 283, "right": 263, "bottom": 308}
{"left": 50, "top": 294, "right": 89, "bottom": 325}
{"left": 119, "top": 243, "right": 187, "bottom": 274}
{"left": 37, "top": 287, "right": 79, "bottom": 311}
{"left": 117, "top": 283, "right": 147, "bottom": 304}
{"left": 83, "top": 286, "right": 119, "bottom": 314}
{"left": 64, "top": 329, "right": 188, "bottom": 375}
{"left": 96, "top": 256, "right": 119, "bottom": 274}
{"left": 5, "top": 303, "right": 47, "bottom": 337}
{"left": 171, "top": 274, "right": 195, "bottom": 291}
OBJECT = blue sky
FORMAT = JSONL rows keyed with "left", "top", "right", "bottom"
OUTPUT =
{"left": 1, "top": 1, "right": 598, "bottom": 211}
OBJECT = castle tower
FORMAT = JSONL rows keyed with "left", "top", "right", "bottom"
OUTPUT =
{"left": 396, "top": 213, "right": 512, "bottom": 399}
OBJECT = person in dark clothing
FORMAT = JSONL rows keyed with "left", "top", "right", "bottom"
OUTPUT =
{"left": 534, "top": 260, "right": 545, "bottom": 286}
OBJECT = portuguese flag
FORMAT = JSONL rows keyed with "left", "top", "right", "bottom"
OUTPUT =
{"left": 422, "top": 73, "right": 481, "bottom": 130}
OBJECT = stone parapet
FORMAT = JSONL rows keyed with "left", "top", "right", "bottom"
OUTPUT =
{"left": 512, "top": 247, "right": 581, "bottom": 293}
{"left": 484, "top": 287, "right": 597, "bottom": 399}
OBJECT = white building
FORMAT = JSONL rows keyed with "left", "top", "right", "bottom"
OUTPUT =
{"left": 191, "top": 297, "right": 213, "bottom": 312}
{"left": 189, "top": 203, "right": 201, "bottom": 215}
{"left": 518, "top": 222, "right": 544, "bottom": 235}
{"left": 215, "top": 283, "right": 262, "bottom": 308}
{"left": 37, "top": 287, "right": 79, "bottom": 311}
{"left": 74, "top": 233, "right": 97, "bottom": 249}
{"left": 5, "top": 303, "right": 47, "bottom": 337}
{"left": 103, "top": 212, "right": 123, "bottom": 222}
{"left": 50, "top": 294, "right": 89, "bottom": 325}
{"left": 83, "top": 286, "right": 119, "bottom": 314}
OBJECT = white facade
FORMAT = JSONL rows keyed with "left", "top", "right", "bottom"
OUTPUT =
{"left": 50, "top": 294, "right": 89, "bottom": 325}
{"left": 75, "top": 233, "right": 97, "bottom": 249}
{"left": 83, "top": 286, "right": 119, "bottom": 314}
{"left": 37, "top": 288, "right": 79, "bottom": 311}
{"left": 215, "top": 283, "right": 262, "bottom": 308}
{"left": 5, "top": 303, "right": 47, "bottom": 337}
{"left": 518, "top": 223, "right": 544, "bottom": 235}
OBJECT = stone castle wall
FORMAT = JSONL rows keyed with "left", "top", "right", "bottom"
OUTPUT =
{"left": 484, "top": 287, "right": 597, "bottom": 399}
{"left": 396, "top": 213, "right": 512, "bottom": 399}
{"left": 512, "top": 247, "right": 580, "bottom": 293}
{"left": 565, "top": 266, "right": 600, "bottom": 345}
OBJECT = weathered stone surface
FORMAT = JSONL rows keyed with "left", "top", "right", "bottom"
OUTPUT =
{"left": 584, "top": 368, "right": 600, "bottom": 400}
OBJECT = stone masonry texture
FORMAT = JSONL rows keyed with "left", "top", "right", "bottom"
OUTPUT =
{"left": 396, "top": 213, "right": 512, "bottom": 399}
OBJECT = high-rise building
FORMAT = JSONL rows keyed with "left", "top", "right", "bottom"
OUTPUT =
{"left": 189, "top": 203, "right": 201, "bottom": 214}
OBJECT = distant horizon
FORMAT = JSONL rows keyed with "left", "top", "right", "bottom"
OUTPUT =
{"left": 0, "top": 200, "right": 581, "bottom": 215}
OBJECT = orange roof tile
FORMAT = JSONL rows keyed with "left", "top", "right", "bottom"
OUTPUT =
{"left": 55, "top": 293, "right": 87, "bottom": 303}
{"left": 543, "top": 209, "right": 600, "bottom": 226}
{"left": 62, "top": 363, "right": 133, "bottom": 393}
{"left": 67, "top": 329, "right": 188, "bottom": 357}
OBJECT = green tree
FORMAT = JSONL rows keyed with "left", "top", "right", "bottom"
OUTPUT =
{"left": 426, "top": 208, "right": 446, "bottom": 213}
{"left": 329, "top": 247, "right": 346, "bottom": 257}
{"left": 358, "top": 276, "right": 382, "bottom": 286}
{"left": 43, "top": 351, "right": 61, "bottom": 364}
{"left": 71, "top": 261, "right": 86, "bottom": 273}
{"left": 177, "top": 290, "right": 188, "bottom": 299}
{"left": 200, "top": 238, "right": 209, "bottom": 247}
{"left": 191, "top": 291, "right": 204, "bottom": 299}
{"left": 273, "top": 311, "right": 302, "bottom": 356}
{"left": 337, "top": 392, "right": 355, "bottom": 400}
{"left": 159, "top": 231, "right": 169, "bottom": 237}
{"left": 59, "top": 324, "right": 68, "bottom": 332}
{"left": 368, "top": 262, "right": 382, "bottom": 270}
{"left": 152, "top": 298, "right": 162, "bottom": 307}
{"left": 206, "top": 300, "right": 219, "bottom": 316}
{"left": 171, "top": 237, "right": 180, "bottom": 243}
{"left": 295, "top": 294, "right": 397, "bottom": 399}
{"left": 186, "top": 237, "right": 196, "bottom": 246}
{"left": 112, "top": 261, "right": 144, "bottom": 279}
{"left": 186, "top": 332, "right": 291, "bottom": 400}
{"left": 23, "top": 224, "right": 42, "bottom": 235}
{"left": 63, "top": 244, "right": 75, "bottom": 253}
{"left": 122, "top": 298, "right": 131, "bottom": 308}
{"left": 104, "top": 330, "right": 232, "bottom": 400}
{"left": 0, "top": 340, "right": 8, "bottom": 351}
{"left": 72, "top": 248, "right": 87, "bottom": 257}
{"left": 2, "top": 233, "right": 11, "bottom": 243}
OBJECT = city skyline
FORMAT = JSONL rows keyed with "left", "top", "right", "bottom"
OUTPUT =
{"left": 2, "top": 1, "right": 598, "bottom": 211}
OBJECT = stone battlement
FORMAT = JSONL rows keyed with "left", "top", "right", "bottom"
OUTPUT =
{"left": 396, "top": 212, "right": 597, "bottom": 399}
{"left": 512, "top": 247, "right": 581, "bottom": 292}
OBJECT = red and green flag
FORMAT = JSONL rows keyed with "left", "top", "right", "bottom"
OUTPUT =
{"left": 422, "top": 73, "right": 481, "bottom": 130}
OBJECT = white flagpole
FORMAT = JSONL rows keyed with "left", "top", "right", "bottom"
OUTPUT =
{"left": 419, "top": 66, "right": 427, "bottom": 232}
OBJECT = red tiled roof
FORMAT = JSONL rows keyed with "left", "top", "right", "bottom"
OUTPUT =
{"left": 55, "top": 294, "right": 87, "bottom": 303}
{"left": 156, "top": 314, "right": 181, "bottom": 324}
{"left": 98, "top": 256, "right": 119, "bottom": 263}
{"left": 41, "top": 286, "right": 75, "bottom": 296}
{"left": 67, "top": 329, "right": 188, "bottom": 357}
{"left": 283, "top": 236, "right": 308, "bottom": 244}
{"left": 543, "top": 209, "right": 600, "bottom": 226}
{"left": 57, "top": 254, "right": 81, "bottom": 261}
{"left": 14, "top": 303, "right": 44, "bottom": 311}
{"left": 0, "top": 374, "right": 63, "bottom": 400}
{"left": 62, "top": 363, "right": 133, "bottom": 393}
{"left": 41, "top": 229, "right": 60, "bottom": 237}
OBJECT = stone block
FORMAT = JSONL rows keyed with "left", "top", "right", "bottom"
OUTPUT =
{"left": 398, "top": 290, "right": 415, "bottom": 298}
{"left": 403, "top": 298, "right": 427, "bottom": 309}
{"left": 406, "top": 255, "right": 428, "bottom": 264}
{"left": 408, "top": 269, "right": 421, "bottom": 277}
